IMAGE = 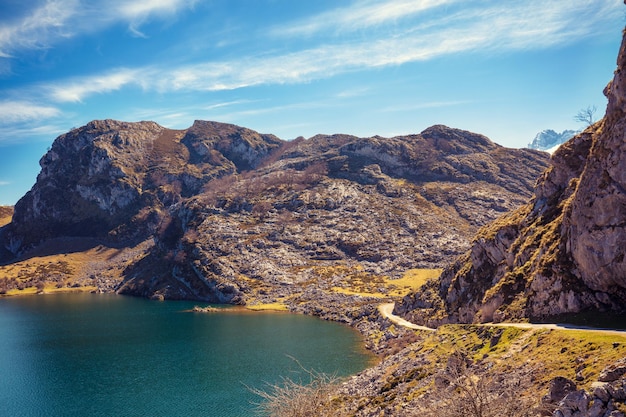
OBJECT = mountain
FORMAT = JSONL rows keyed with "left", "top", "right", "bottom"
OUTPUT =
{"left": 6, "top": 120, "right": 281, "bottom": 249}
{"left": 1, "top": 122, "right": 549, "bottom": 306}
{"left": 397, "top": 27, "right": 626, "bottom": 327}
{"left": 527, "top": 129, "right": 579, "bottom": 152}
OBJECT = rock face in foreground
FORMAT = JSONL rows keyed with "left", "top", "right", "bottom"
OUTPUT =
{"left": 2, "top": 120, "right": 549, "bottom": 303}
{"left": 398, "top": 29, "right": 626, "bottom": 325}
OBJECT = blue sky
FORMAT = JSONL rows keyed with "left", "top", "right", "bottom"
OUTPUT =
{"left": 0, "top": 0, "right": 623, "bottom": 205}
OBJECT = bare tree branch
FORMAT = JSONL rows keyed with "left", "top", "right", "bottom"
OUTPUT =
{"left": 574, "top": 105, "right": 597, "bottom": 126}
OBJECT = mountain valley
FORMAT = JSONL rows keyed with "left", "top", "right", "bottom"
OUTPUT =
{"left": 1, "top": 20, "right": 626, "bottom": 417}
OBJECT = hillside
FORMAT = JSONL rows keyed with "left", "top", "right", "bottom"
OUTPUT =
{"left": 1, "top": 122, "right": 548, "bottom": 309}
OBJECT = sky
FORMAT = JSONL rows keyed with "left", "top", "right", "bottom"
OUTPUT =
{"left": 0, "top": 0, "right": 623, "bottom": 205}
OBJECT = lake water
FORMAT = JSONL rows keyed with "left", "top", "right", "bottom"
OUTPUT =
{"left": 0, "top": 293, "right": 372, "bottom": 417}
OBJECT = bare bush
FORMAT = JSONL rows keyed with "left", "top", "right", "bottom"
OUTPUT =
{"left": 249, "top": 358, "right": 340, "bottom": 417}
{"left": 574, "top": 105, "right": 597, "bottom": 126}
{"left": 302, "top": 161, "right": 328, "bottom": 182}
{"left": 201, "top": 174, "right": 238, "bottom": 205}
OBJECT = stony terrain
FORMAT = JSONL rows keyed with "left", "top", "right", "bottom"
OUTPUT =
{"left": 1, "top": 122, "right": 548, "bottom": 310}
{"left": 330, "top": 324, "right": 626, "bottom": 416}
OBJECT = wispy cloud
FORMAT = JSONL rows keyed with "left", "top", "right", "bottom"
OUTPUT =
{"left": 116, "top": 0, "right": 199, "bottom": 37}
{"left": 117, "top": 0, "right": 198, "bottom": 19}
{"left": 0, "top": 181, "right": 10, "bottom": 186}
{"left": 0, "top": 101, "right": 61, "bottom": 123}
{"left": 0, "top": 0, "right": 78, "bottom": 56}
{"left": 36, "top": 0, "right": 620, "bottom": 104}
{"left": 272, "top": 0, "right": 457, "bottom": 37}
{"left": 46, "top": 68, "right": 144, "bottom": 102}
{"left": 0, "top": 124, "right": 67, "bottom": 144}
{"left": 0, "top": 0, "right": 198, "bottom": 56}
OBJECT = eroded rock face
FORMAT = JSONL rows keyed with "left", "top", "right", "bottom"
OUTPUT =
{"left": 6, "top": 120, "right": 282, "bottom": 250}
{"left": 398, "top": 26, "right": 626, "bottom": 325}
{"left": 10, "top": 120, "right": 164, "bottom": 244}
{"left": 566, "top": 57, "right": 626, "bottom": 294}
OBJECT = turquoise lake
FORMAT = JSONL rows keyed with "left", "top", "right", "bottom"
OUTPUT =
{"left": 0, "top": 293, "right": 372, "bottom": 416}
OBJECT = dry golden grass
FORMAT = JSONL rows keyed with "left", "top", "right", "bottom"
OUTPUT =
{"left": 0, "top": 206, "right": 12, "bottom": 227}
{"left": 388, "top": 269, "right": 442, "bottom": 296}
{"left": 0, "top": 239, "right": 151, "bottom": 296}
{"left": 5, "top": 285, "right": 98, "bottom": 296}
{"left": 330, "top": 268, "right": 441, "bottom": 299}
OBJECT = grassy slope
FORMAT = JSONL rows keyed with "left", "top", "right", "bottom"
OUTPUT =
{"left": 331, "top": 322, "right": 626, "bottom": 414}
{"left": 0, "top": 206, "right": 13, "bottom": 227}
{"left": 330, "top": 268, "right": 442, "bottom": 298}
{"left": 0, "top": 239, "right": 152, "bottom": 296}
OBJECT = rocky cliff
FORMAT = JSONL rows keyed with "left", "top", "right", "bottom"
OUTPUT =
{"left": 6, "top": 120, "right": 281, "bottom": 249}
{"left": 1, "top": 121, "right": 548, "bottom": 304}
{"left": 398, "top": 29, "right": 626, "bottom": 326}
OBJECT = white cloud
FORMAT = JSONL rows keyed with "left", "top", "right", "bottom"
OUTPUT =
{"left": 117, "top": 0, "right": 197, "bottom": 19}
{"left": 0, "top": 124, "right": 67, "bottom": 144}
{"left": 0, "top": 0, "right": 79, "bottom": 56}
{"left": 0, "top": 181, "right": 10, "bottom": 186}
{"left": 273, "top": 0, "right": 458, "bottom": 37}
{"left": 0, "top": 0, "right": 198, "bottom": 56}
{"left": 115, "top": 0, "right": 199, "bottom": 37}
{"left": 0, "top": 101, "right": 61, "bottom": 123}
{"left": 35, "top": 0, "right": 622, "bottom": 103}
{"left": 46, "top": 68, "right": 143, "bottom": 102}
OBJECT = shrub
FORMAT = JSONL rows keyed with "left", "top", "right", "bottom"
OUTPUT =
{"left": 250, "top": 358, "right": 340, "bottom": 417}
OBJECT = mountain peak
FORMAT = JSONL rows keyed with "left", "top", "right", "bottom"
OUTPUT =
{"left": 527, "top": 129, "right": 578, "bottom": 152}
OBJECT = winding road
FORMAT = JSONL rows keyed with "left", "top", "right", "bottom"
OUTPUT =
{"left": 378, "top": 303, "right": 435, "bottom": 332}
{"left": 378, "top": 302, "right": 626, "bottom": 337}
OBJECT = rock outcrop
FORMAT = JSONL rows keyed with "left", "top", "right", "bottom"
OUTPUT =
{"left": 547, "top": 358, "right": 626, "bottom": 417}
{"left": 6, "top": 120, "right": 282, "bottom": 249}
{"left": 398, "top": 26, "right": 626, "bottom": 325}
{"left": 1, "top": 121, "right": 548, "bottom": 303}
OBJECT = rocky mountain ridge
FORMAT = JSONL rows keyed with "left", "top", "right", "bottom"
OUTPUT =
{"left": 1, "top": 121, "right": 549, "bottom": 307}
